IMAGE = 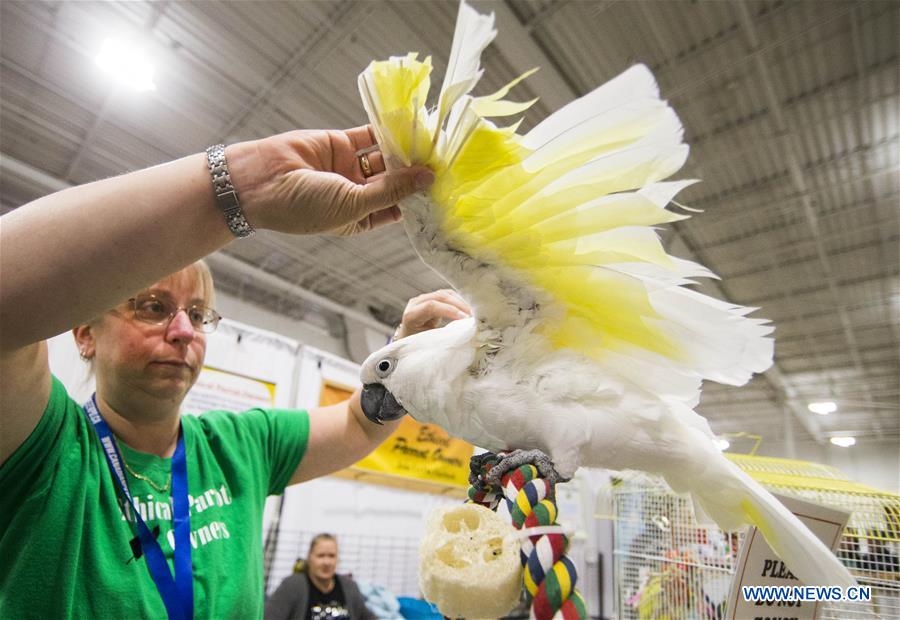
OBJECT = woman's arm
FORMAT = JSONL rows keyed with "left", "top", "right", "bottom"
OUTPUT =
{"left": 0, "top": 127, "right": 432, "bottom": 463}
{"left": 0, "top": 343, "right": 51, "bottom": 462}
{"left": 0, "top": 128, "right": 431, "bottom": 349}
{"left": 263, "top": 573, "right": 305, "bottom": 620}
{"left": 289, "top": 290, "right": 472, "bottom": 485}
{"left": 1, "top": 153, "right": 230, "bottom": 348}
{"left": 0, "top": 152, "right": 221, "bottom": 463}
{"left": 340, "top": 576, "right": 377, "bottom": 620}
{"left": 288, "top": 389, "right": 396, "bottom": 485}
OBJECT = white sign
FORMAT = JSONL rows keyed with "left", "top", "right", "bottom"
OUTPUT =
{"left": 726, "top": 494, "right": 849, "bottom": 620}
{"left": 182, "top": 366, "right": 276, "bottom": 414}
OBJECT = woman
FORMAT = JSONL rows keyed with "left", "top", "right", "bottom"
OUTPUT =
{"left": 265, "top": 534, "right": 375, "bottom": 620}
{"left": 0, "top": 127, "right": 470, "bottom": 618}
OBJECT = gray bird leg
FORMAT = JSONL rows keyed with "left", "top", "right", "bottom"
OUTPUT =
{"left": 475, "top": 449, "right": 571, "bottom": 490}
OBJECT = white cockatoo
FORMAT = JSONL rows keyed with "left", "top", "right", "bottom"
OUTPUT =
{"left": 357, "top": 1, "right": 855, "bottom": 589}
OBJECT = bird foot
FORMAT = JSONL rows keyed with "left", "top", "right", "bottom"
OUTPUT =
{"left": 469, "top": 449, "right": 570, "bottom": 492}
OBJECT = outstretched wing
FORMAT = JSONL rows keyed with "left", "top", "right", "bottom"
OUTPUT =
{"left": 358, "top": 1, "right": 772, "bottom": 401}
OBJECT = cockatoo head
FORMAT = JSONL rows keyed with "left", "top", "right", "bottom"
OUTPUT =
{"left": 360, "top": 317, "right": 477, "bottom": 425}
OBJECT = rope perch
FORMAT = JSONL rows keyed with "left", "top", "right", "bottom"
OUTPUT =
{"left": 468, "top": 451, "right": 587, "bottom": 619}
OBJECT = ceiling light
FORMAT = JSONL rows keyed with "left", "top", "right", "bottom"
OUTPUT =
{"left": 95, "top": 38, "right": 156, "bottom": 92}
{"left": 713, "top": 438, "right": 730, "bottom": 451}
{"left": 829, "top": 436, "right": 856, "bottom": 448}
{"left": 808, "top": 401, "right": 837, "bottom": 415}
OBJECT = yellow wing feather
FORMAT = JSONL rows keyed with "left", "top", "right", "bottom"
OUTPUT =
{"left": 359, "top": 47, "right": 771, "bottom": 385}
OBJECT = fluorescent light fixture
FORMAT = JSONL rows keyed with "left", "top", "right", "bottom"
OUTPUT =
{"left": 95, "top": 38, "right": 156, "bottom": 92}
{"left": 713, "top": 438, "right": 730, "bottom": 451}
{"left": 808, "top": 401, "right": 837, "bottom": 416}
{"left": 830, "top": 436, "right": 856, "bottom": 448}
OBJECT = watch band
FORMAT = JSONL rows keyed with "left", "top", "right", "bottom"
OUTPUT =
{"left": 205, "top": 144, "right": 254, "bottom": 238}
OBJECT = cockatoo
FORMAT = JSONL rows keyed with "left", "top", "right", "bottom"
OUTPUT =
{"left": 357, "top": 0, "right": 855, "bottom": 589}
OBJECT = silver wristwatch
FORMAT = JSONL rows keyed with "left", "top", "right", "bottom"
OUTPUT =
{"left": 205, "top": 144, "right": 254, "bottom": 238}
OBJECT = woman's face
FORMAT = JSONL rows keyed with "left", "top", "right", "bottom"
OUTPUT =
{"left": 86, "top": 268, "right": 210, "bottom": 407}
{"left": 307, "top": 539, "right": 338, "bottom": 583}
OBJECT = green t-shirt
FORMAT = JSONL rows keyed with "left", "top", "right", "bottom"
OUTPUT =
{"left": 0, "top": 376, "right": 309, "bottom": 619}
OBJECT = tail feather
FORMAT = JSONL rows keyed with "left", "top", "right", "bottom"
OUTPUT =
{"left": 669, "top": 457, "right": 856, "bottom": 589}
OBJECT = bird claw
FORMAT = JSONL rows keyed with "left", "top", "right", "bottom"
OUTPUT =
{"left": 469, "top": 448, "right": 570, "bottom": 492}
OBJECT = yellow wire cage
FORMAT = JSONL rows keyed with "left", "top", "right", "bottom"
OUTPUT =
{"left": 610, "top": 453, "right": 899, "bottom": 619}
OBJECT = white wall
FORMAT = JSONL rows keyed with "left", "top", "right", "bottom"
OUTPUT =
{"left": 756, "top": 438, "right": 900, "bottom": 493}
{"left": 215, "top": 291, "right": 350, "bottom": 358}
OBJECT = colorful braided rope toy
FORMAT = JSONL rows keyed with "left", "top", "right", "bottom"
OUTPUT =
{"left": 468, "top": 451, "right": 587, "bottom": 619}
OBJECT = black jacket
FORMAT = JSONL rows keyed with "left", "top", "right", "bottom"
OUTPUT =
{"left": 264, "top": 573, "right": 377, "bottom": 620}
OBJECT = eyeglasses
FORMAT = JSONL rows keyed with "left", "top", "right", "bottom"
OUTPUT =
{"left": 128, "top": 293, "right": 221, "bottom": 333}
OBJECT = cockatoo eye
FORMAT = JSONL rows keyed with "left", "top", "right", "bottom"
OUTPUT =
{"left": 375, "top": 358, "right": 395, "bottom": 378}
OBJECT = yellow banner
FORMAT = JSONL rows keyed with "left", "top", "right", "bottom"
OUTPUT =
{"left": 354, "top": 417, "right": 474, "bottom": 487}
{"left": 320, "top": 383, "right": 474, "bottom": 490}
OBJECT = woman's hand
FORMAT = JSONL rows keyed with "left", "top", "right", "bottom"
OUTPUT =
{"left": 393, "top": 289, "right": 473, "bottom": 340}
{"left": 227, "top": 126, "right": 434, "bottom": 236}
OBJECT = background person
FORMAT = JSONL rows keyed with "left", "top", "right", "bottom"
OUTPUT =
{"left": 265, "top": 533, "right": 376, "bottom": 620}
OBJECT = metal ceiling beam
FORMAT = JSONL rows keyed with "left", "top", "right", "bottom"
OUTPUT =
{"left": 707, "top": 402, "right": 899, "bottom": 418}
{"left": 640, "top": 1, "right": 796, "bottom": 84}
{"left": 692, "top": 155, "right": 897, "bottom": 210}
{"left": 670, "top": 3, "right": 857, "bottom": 101}
{"left": 259, "top": 233, "right": 413, "bottom": 311}
{"left": 776, "top": 326, "right": 899, "bottom": 347}
{"left": 724, "top": 236, "right": 899, "bottom": 281}
{"left": 707, "top": 418, "right": 895, "bottom": 443}
{"left": 0, "top": 2, "right": 252, "bottom": 157}
{"left": 703, "top": 389, "right": 900, "bottom": 408}
{"left": 472, "top": 0, "right": 577, "bottom": 111}
{"left": 205, "top": 252, "right": 392, "bottom": 334}
{"left": 0, "top": 57, "right": 178, "bottom": 163}
{"left": 849, "top": 6, "right": 899, "bottom": 433}
{"left": 1, "top": 153, "right": 70, "bottom": 193}
{"left": 734, "top": 1, "right": 876, "bottom": 427}
{"left": 785, "top": 367, "right": 900, "bottom": 382}
{"left": 635, "top": 1, "right": 679, "bottom": 73}
{"left": 62, "top": 2, "right": 171, "bottom": 180}
{"left": 704, "top": 208, "right": 900, "bottom": 256}
{"left": 215, "top": 0, "right": 374, "bottom": 139}
{"left": 61, "top": 89, "right": 119, "bottom": 180}
{"left": 690, "top": 58, "right": 898, "bottom": 147}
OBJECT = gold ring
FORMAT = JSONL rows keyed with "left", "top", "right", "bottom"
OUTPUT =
{"left": 359, "top": 153, "right": 373, "bottom": 178}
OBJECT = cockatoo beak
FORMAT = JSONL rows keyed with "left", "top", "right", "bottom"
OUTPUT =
{"left": 361, "top": 383, "right": 407, "bottom": 425}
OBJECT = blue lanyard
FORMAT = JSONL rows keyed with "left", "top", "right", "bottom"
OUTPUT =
{"left": 83, "top": 395, "right": 194, "bottom": 620}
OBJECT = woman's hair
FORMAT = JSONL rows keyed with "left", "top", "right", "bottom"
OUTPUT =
{"left": 190, "top": 259, "right": 216, "bottom": 308}
{"left": 84, "top": 259, "right": 216, "bottom": 327}
{"left": 76, "top": 259, "right": 217, "bottom": 376}
{"left": 308, "top": 533, "right": 337, "bottom": 555}
{"left": 294, "top": 533, "right": 337, "bottom": 573}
